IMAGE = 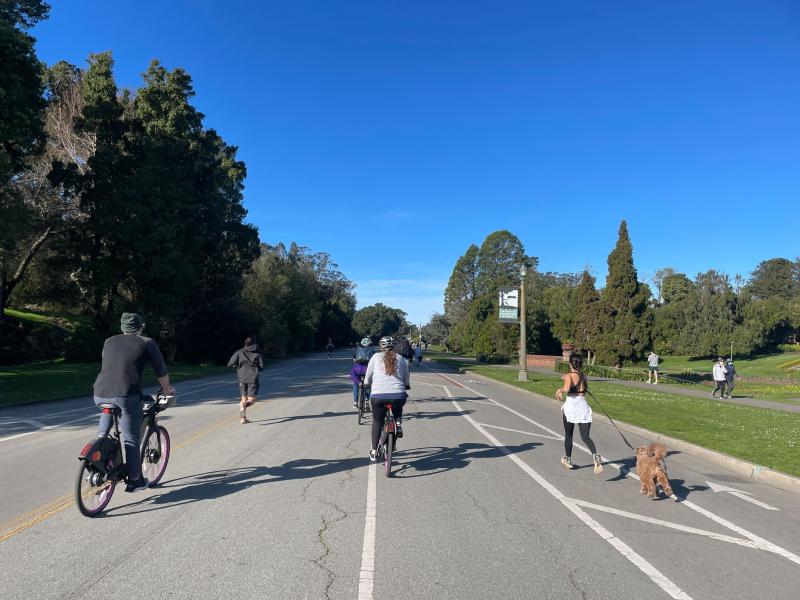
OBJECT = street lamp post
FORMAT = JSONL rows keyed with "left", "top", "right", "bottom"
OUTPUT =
{"left": 519, "top": 265, "right": 528, "bottom": 381}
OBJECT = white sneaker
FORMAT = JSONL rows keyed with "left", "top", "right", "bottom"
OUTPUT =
{"left": 369, "top": 450, "right": 377, "bottom": 462}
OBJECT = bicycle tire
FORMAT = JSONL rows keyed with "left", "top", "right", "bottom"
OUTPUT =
{"left": 141, "top": 425, "right": 171, "bottom": 486}
{"left": 75, "top": 461, "right": 116, "bottom": 517}
{"left": 383, "top": 433, "right": 394, "bottom": 477}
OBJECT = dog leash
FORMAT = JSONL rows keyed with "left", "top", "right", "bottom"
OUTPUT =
{"left": 585, "top": 387, "right": 635, "bottom": 450}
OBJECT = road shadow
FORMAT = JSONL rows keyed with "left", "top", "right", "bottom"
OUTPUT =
{"left": 392, "top": 441, "right": 540, "bottom": 479}
{"left": 104, "top": 456, "right": 368, "bottom": 517}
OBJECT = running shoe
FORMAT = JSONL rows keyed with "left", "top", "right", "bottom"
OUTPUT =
{"left": 125, "top": 477, "right": 150, "bottom": 493}
{"left": 369, "top": 449, "right": 377, "bottom": 462}
{"left": 593, "top": 453, "right": 603, "bottom": 474}
{"left": 560, "top": 456, "right": 574, "bottom": 470}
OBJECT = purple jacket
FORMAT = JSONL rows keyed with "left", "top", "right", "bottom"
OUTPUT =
{"left": 350, "top": 363, "right": 367, "bottom": 384}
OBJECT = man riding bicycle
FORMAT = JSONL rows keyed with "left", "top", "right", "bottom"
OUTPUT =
{"left": 364, "top": 336, "right": 410, "bottom": 462}
{"left": 92, "top": 313, "right": 175, "bottom": 492}
{"left": 350, "top": 337, "right": 374, "bottom": 409}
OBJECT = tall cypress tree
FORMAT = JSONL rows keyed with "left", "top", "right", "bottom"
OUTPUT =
{"left": 599, "top": 221, "right": 652, "bottom": 365}
{"left": 573, "top": 270, "right": 602, "bottom": 363}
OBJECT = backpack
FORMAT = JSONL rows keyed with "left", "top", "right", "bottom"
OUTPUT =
{"left": 354, "top": 346, "right": 373, "bottom": 365}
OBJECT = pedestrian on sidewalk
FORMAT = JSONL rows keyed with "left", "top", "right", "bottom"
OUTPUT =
{"left": 647, "top": 351, "right": 660, "bottom": 384}
{"left": 711, "top": 357, "right": 728, "bottom": 399}
{"left": 228, "top": 335, "right": 264, "bottom": 424}
{"left": 555, "top": 352, "right": 603, "bottom": 474}
{"left": 723, "top": 358, "right": 739, "bottom": 398}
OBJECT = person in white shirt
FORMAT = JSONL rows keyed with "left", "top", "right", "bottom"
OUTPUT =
{"left": 364, "top": 336, "right": 410, "bottom": 462}
{"left": 647, "top": 351, "right": 660, "bottom": 384}
{"left": 711, "top": 357, "right": 728, "bottom": 398}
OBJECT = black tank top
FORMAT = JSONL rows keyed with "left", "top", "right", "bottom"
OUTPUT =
{"left": 567, "top": 372, "right": 586, "bottom": 395}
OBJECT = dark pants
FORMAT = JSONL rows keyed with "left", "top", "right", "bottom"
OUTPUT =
{"left": 352, "top": 382, "right": 371, "bottom": 403}
{"left": 725, "top": 378, "right": 734, "bottom": 396}
{"left": 95, "top": 395, "right": 144, "bottom": 481}
{"left": 370, "top": 394, "right": 407, "bottom": 450}
{"left": 712, "top": 380, "right": 727, "bottom": 398}
{"left": 562, "top": 414, "right": 597, "bottom": 457}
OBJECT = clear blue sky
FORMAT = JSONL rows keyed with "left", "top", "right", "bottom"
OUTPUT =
{"left": 33, "top": 1, "right": 800, "bottom": 324}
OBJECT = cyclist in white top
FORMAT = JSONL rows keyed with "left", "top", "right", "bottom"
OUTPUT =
{"left": 364, "top": 336, "right": 410, "bottom": 462}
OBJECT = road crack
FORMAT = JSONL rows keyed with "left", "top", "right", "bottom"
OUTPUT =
{"left": 310, "top": 500, "right": 349, "bottom": 599}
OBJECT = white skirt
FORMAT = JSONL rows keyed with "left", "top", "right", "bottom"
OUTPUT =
{"left": 562, "top": 395, "right": 592, "bottom": 424}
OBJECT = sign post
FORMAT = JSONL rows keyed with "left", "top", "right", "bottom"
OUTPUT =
{"left": 518, "top": 266, "right": 528, "bottom": 381}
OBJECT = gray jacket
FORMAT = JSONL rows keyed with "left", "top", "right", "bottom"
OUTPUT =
{"left": 227, "top": 344, "right": 264, "bottom": 384}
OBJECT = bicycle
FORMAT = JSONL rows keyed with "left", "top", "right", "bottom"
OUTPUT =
{"left": 375, "top": 403, "right": 399, "bottom": 477}
{"left": 356, "top": 378, "right": 369, "bottom": 425}
{"left": 75, "top": 391, "right": 174, "bottom": 517}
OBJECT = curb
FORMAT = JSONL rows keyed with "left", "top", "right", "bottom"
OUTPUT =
{"left": 440, "top": 363, "right": 800, "bottom": 496}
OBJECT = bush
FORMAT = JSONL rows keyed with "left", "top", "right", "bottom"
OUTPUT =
{"left": 64, "top": 326, "right": 112, "bottom": 362}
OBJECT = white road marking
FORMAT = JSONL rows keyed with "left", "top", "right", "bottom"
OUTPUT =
{"left": 0, "top": 418, "right": 46, "bottom": 428}
{"left": 477, "top": 423, "right": 562, "bottom": 440}
{"left": 706, "top": 480, "right": 779, "bottom": 511}
{"left": 434, "top": 368, "right": 800, "bottom": 568}
{"left": 358, "top": 461, "right": 377, "bottom": 600}
{"left": 571, "top": 499, "right": 762, "bottom": 550}
{"left": 450, "top": 397, "right": 692, "bottom": 600}
{"left": 0, "top": 413, "right": 98, "bottom": 443}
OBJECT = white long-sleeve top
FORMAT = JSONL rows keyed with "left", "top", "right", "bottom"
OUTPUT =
{"left": 713, "top": 363, "right": 728, "bottom": 381}
{"left": 364, "top": 351, "right": 410, "bottom": 395}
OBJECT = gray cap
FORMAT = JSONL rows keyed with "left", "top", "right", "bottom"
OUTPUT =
{"left": 120, "top": 312, "right": 143, "bottom": 333}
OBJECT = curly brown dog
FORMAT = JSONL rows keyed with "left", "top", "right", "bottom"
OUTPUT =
{"left": 635, "top": 443, "right": 673, "bottom": 498}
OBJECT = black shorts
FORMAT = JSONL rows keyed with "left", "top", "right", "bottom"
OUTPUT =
{"left": 648, "top": 366, "right": 658, "bottom": 372}
{"left": 239, "top": 382, "right": 259, "bottom": 397}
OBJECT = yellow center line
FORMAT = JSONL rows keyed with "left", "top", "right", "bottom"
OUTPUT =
{"left": 0, "top": 407, "right": 249, "bottom": 543}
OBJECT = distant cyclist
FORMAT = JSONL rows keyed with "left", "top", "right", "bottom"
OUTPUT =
{"left": 92, "top": 313, "right": 175, "bottom": 493}
{"left": 350, "top": 337, "right": 374, "bottom": 409}
{"left": 364, "top": 336, "right": 410, "bottom": 462}
{"left": 326, "top": 337, "right": 335, "bottom": 358}
{"left": 414, "top": 343, "right": 423, "bottom": 366}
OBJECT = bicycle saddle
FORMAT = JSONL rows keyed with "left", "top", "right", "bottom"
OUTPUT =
{"left": 98, "top": 403, "right": 122, "bottom": 415}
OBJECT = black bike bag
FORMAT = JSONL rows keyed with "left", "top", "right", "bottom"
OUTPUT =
{"left": 78, "top": 437, "right": 119, "bottom": 473}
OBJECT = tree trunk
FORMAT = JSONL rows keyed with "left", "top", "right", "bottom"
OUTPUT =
{"left": 1, "top": 225, "right": 54, "bottom": 311}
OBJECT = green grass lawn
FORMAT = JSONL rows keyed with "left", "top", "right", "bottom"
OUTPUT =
{"left": 4, "top": 308, "right": 90, "bottom": 333}
{"left": 0, "top": 360, "right": 230, "bottom": 407}
{"left": 632, "top": 352, "right": 800, "bottom": 379}
{"left": 428, "top": 354, "right": 800, "bottom": 478}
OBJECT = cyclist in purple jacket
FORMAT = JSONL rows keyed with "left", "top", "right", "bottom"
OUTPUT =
{"left": 350, "top": 338, "right": 374, "bottom": 408}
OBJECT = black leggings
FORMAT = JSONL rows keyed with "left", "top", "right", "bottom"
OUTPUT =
{"left": 371, "top": 396, "right": 406, "bottom": 450}
{"left": 563, "top": 414, "right": 597, "bottom": 457}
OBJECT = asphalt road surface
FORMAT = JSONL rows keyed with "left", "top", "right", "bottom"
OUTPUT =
{"left": 1, "top": 351, "right": 799, "bottom": 599}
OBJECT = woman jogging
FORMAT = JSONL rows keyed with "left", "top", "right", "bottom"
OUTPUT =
{"left": 228, "top": 335, "right": 264, "bottom": 424}
{"left": 555, "top": 352, "right": 603, "bottom": 473}
{"left": 364, "top": 336, "right": 410, "bottom": 462}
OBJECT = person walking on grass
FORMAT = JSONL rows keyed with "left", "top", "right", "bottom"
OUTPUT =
{"left": 555, "top": 352, "right": 603, "bottom": 474}
{"left": 647, "top": 351, "right": 660, "bottom": 384}
{"left": 228, "top": 335, "right": 264, "bottom": 424}
{"left": 711, "top": 357, "right": 728, "bottom": 399}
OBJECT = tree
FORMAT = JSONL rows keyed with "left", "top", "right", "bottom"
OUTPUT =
{"left": 597, "top": 221, "right": 652, "bottom": 365}
{"left": 572, "top": 270, "right": 603, "bottom": 363}
{"left": 444, "top": 244, "right": 478, "bottom": 323}
{"left": 352, "top": 303, "right": 407, "bottom": 340}
{"left": 747, "top": 258, "right": 799, "bottom": 301}
{"left": 422, "top": 312, "right": 450, "bottom": 345}
{"left": 474, "top": 230, "right": 527, "bottom": 299}
{"left": 0, "top": 0, "right": 50, "bottom": 313}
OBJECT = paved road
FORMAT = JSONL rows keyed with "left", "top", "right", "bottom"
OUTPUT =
{"left": 1, "top": 352, "right": 799, "bottom": 599}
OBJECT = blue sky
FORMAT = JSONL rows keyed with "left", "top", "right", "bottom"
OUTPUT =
{"left": 33, "top": 1, "right": 800, "bottom": 324}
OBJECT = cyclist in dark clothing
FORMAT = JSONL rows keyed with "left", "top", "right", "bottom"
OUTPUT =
{"left": 93, "top": 312, "right": 175, "bottom": 493}
{"left": 228, "top": 336, "right": 265, "bottom": 424}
